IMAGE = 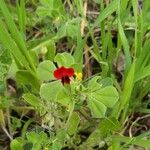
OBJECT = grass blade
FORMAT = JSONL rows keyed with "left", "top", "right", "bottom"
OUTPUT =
{"left": 113, "top": 135, "right": 150, "bottom": 148}
{"left": 118, "top": 20, "right": 132, "bottom": 71}
{"left": 117, "top": 62, "right": 135, "bottom": 120}
{"left": 17, "top": 0, "right": 26, "bottom": 33}
{"left": 92, "top": 0, "right": 118, "bottom": 29}
{"left": 0, "top": 0, "right": 35, "bottom": 72}
{"left": 0, "top": 20, "right": 29, "bottom": 69}
{"left": 135, "top": 64, "right": 150, "bottom": 82}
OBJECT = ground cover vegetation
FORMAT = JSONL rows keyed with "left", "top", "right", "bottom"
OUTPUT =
{"left": 0, "top": 0, "right": 150, "bottom": 149}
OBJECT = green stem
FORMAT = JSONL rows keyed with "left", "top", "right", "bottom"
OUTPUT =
{"left": 65, "top": 101, "right": 75, "bottom": 131}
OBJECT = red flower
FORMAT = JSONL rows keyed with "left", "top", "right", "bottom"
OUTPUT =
{"left": 53, "top": 66, "right": 74, "bottom": 85}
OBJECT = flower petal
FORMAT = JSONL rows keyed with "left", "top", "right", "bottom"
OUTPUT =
{"left": 53, "top": 66, "right": 74, "bottom": 81}
{"left": 66, "top": 68, "right": 74, "bottom": 77}
{"left": 53, "top": 66, "right": 65, "bottom": 79}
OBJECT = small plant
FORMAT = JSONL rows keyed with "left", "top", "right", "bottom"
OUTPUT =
{"left": 0, "top": 0, "right": 150, "bottom": 150}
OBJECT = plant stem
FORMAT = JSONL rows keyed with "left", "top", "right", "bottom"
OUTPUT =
{"left": 65, "top": 101, "right": 75, "bottom": 131}
{"left": 2, "top": 126, "right": 13, "bottom": 141}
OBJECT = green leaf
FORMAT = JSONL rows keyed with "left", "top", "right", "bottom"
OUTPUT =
{"left": 29, "top": 51, "right": 38, "bottom": 67}
{"left": 118, "top": 20, "right": 131, "bottom": 70}
{"left": 23, "top": 143, "right": 33, "bottom": 150}
{"left": 74, "top": 0, "right": 84, "bottom": 16}
{"left": 40, "top": 81, "right": 71, "bottom": 106}
{"left": 91, "top": 86, "right": 119, "bottom": 108}
{"left": 16, "top": 70, "right": 40, "bottom": 91}
{"left": 56, "top": 87, "right": 71, "bottom": 106}
{"left": 97, "top": 117, "right": 120, "bottom": 138}
{"left": 45, "top": 42, "right": 56, "bottom": 61}
{"left": 99, "top": 77, "right": 113, "bottom": 87}
{"left": 26, "top": 131, "right": 47, "bottom": 148}
{"left": 37, "top": 0, "right": 65, "bottom": 20}
{"left": 0, "top": 1, "right": 36, "bottom": 72}
{"left": 73, "top": 24, "right": 83, "bottom": 71}
{"left": 136, "top": 38, "right": 150, "bottom": 70}
{"left": 70, "top": 63, "right": 83, "bottom": 72}
{"left": 67, "top": 23, "right": 78, "bottom": 39}
{"left": 84, "top": 117, "right": 120, "bottom": 147}
{"left": 0, "top": 63, "right": 7, "bottom": 81}
{"left": 120, "top": 0, "right": 129, "bottom": 20}
{"left": 36, "top": 6, "right": 52, "bottom": 17}
{"left": 67, "top": 112, "right": 80, "bottom": 135}
{"left": 37, "top": 60, "right": 56, "bottom": 82}
{"left": 112, "top": 136, "right": 150, "bottom": 148}
{"left": 16, "top": 0, "right": 26, "bottom": 33}
{"left": 56, "top": 24, "right": 67, "bottom": 39}
{"left": 23, "top": 93, "right": 41, "bottom": 107}
{"left": 87, "top": 76, "right": 119, "bottom": 118}
{"left": 88, "top": 96, "right": 107, "bottom": 118}
{"left": 26, "top": 131, "right": 47, "bottom": 150}
{"left": 0, "top": 48, "right": 12, "bottom": 65}
{"left": 135, "top": 64, "right": 150, "bottom": 82}
{"left": 7, "top": 62, "right": 18, "bottom": 79}
{"left": 54, "top": 52, "right": 75, "bottom": 67}
{"left": 10, "top": 139, "right": 23, "bottom": 150}
{"left": 52, "top": 141, "right": 62, "bottom": 150}
{"left": 0, "top": 81, "right": 5, "bottom": 94}
{"left": 56, "top": 129, "right": 66, "bottom": 143}
{"left": 40, "top": 81, "right": 62, "bottom": 101}
{"left": 0, "top": 20, "right": 28, "bottom": 69}
{"left": 88, "top": 76, "right": 102, "bottom": 91}
{"left": 93, "top": 0, "right": 118, "bottom": 28}
{"left": 40, "top": 0, "right": 52, "bottom": 7}
{"left": 120, "top": 62, "right": 135, "bottom": 111}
